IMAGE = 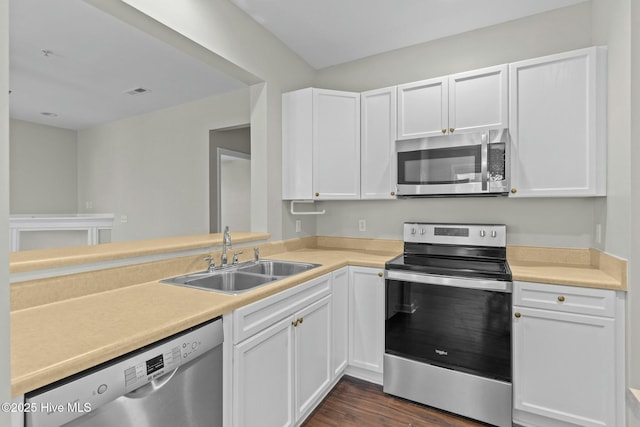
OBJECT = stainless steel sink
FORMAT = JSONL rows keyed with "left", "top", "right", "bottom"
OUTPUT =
{"left": 183, "top": 271, "right": 279, "bottom": 293}
{"left": 161, "top": 259, "right": 320, "bottom": 294}
{"left": 237, "top": 260, "right": 320, "bottom": 277}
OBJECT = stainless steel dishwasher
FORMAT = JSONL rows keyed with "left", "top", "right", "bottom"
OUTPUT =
{"left": 24, "top": 318, "right": 223, "bottom": 427}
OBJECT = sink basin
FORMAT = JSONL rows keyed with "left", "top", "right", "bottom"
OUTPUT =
{"left": 237, "top": 260, "right": 320, "bottom": 277}
{"left": 183, "top": 271, "right": 278, "bottom": 293}
{"left": 161, "top": 259, "right": 320, "bottom": 294}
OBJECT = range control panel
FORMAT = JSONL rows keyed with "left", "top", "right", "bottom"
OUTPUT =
{"left": 404, "top": 223, "right": 507, "bottom": 247}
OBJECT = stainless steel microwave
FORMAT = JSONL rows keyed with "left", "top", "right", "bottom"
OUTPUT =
{"left": 396, "top": 129, "right": 510, "bottom": 197}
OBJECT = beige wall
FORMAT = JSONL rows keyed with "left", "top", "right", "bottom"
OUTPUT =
{"left": 77, "top": 88, "right": 251, "bottom": 243}
{"left": 592, "top": 0, "right": 631, "bottom": 260}
{"left": 9, "top": 119, "right": 78, "bottom": 214}
{"left": 629, "top": 0, "right": 640, "bottom": 423}
{"left": 310, "top": 3, "right": 598, "bottom": 248}
{"left": 0, "top": 0, "right": 11, "bottom": 421}
{"left": 315, "top": 2, "right": 592, "bottom": 92}
{"left": 119, "top": 0, "right": 316, "bottom": 241}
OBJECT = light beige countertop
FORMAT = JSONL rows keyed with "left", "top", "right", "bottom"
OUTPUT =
{"left": 10, "top": 242, "right": 400, "bottom": 396}
{"left": 10, "top": 238, "right": 627, "bottom": 397}
{"left": 508, "top": 245, "right": 627, "bottom": 291}
{"left": 10, "top": 231, "right": 270, "bottom": 273}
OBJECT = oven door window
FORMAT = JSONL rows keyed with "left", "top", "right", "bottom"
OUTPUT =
{"left": 397, "top": 145, "right": 481, "bottom": 185}
{"left": 385, "top": 279, "right": 511, "bottom": 382}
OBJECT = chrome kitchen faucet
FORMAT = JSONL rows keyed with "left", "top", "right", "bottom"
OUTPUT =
{"left": 221, "top": 226, "right": 232, "bottom": 267}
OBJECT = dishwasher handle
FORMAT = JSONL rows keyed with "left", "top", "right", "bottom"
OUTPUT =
{"left": 125, "top": 366, "right": 180, "bottom": 399}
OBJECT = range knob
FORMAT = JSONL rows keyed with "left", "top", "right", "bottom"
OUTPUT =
{"left": 480, "top": 230, "right": 486, "bottom": 237}
{"left": 491, "top": 230, "right": 497, "bottom": 238}
{"left": 420, "top": 228, "right": 426, "bottom": 235}
{"left": 411, "top": 228, "right": 416, "bottom": 235}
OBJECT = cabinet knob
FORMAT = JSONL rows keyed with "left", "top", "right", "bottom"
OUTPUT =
{"left": 292, "top": 319, "right": 299, "bottom": 327}
{"left": 449, "top": 128, "right": 455, "bottom": 133}
{"left": 315, "top": 192, "right": 320, "bottom": 197}
{"left": 511, "top": 188, "right": 517, "bottom": 194}
{"left": 514, "top": 312, "right": 521, "bottom": 318}
{"left": 298, "top": 317, "right": 304, "bottom": 324}
{"left": 441, "top": 128, "right": 447, "bottom": 134}
{"left": 378, "top": 272, "right": 383, "bottom": 278}
{"left": 557, "top": 296, "right": 565, "bottom": 302}
{"left": 390, "top": 191, "right": 395, "bottom": 196}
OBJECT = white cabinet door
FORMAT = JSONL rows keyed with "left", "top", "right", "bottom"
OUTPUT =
{"left": 448, "top": 64, "right": 508, "bottom": 134}
{"left": 513, "top": 306, "right": 616, "bottom": 427}
{"left": 361, "top": 87, "right": 397, "bottom": 199}
{"left": 397, "top": 76, "right": 448, "bottom": 139}
{"left": 348, "top": 266, "right": 385, "bottom": 378}
{"left": 282, "top": 88, "right": 360, "bottom": 200}
{"left": 509, "top": 47, "right": 607, "bottom": 197}
{"left": 233, "top": 317, "right": 294, "bottom": 427}
{"left": 331, "top": 267, "right": 349, "bottom": 378}
{"left": 282, "top": 88, "right": 313, "bottom": 200}
{"left": 294, "top": 295, "right": 332, "bottom": 421}
{"left": 312, "top": 89, "right": 361, "bottom": 200}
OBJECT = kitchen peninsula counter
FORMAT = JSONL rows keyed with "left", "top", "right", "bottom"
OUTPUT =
{"left": 10, "top": 238, "right": 626, "bottom": 397}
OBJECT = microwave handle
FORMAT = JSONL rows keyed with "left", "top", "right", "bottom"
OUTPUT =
{"left": 481, "top": 133, "right": 488, "bottom": 191}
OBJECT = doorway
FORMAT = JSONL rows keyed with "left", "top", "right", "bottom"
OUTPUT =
{"left": 209, "top": 126, "right": 250, "bottom": 233}
{"left": 218, "top": 149, "right": 251, "bottom": 231}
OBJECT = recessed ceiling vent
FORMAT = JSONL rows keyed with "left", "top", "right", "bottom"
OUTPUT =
{"left": 124, "top": 87, "right": 151, "bottom": 96}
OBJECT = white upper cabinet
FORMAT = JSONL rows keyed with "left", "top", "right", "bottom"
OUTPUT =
{"left": 397, "top": 76, "right": 448, "bottom": 139}
{"left": 448, "top": 64, "right": 508, "bottom": 133}
{"left": 509, "top": 47, "right": 607, "bottom": 197}
{"left": 282, "top": 88, "right": 313, "bottom": 201}
{"left": 361, "top": 87, "right": 397, "bottom": 199}
{"left": 282, "top": 88, "right": 361, "bottom": 200}
{"left": 397, "top": 64, "right": 507, "bottom": 140}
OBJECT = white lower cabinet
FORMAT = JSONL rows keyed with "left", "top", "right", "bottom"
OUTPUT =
{"left": 512, "top": 281, "right": 625, "bottom": 427}
{"left": 233, "top": 316, "right": 294, "bottom": 427}
{"left": 294, "top": 296, "right": 332, "bottom": 420}
{"left": 231, "top": 266, "right": 387, "bottom": 426}
{"left": 347, "top": 266, "right": 385, "bottom": 384}
{"left": 231, "top": 274, "right": 332, "bottom": 427}
{"left": 331, "top": 267, "right": 349, "bottom": 378}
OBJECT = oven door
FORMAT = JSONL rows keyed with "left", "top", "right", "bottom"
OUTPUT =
{"left": 396, "top": 129, "right": 508, "bottom": 196}
{"left": 385, "top": 270, "right": 512, "bottom": 382}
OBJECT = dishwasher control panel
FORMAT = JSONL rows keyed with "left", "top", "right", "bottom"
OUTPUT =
{"left": 25, "top": 318, "right": 223, "bottom": 427}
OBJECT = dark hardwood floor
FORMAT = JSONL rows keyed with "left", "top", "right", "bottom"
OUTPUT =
{"left": 302, "top": 376, "right": 486, "bottom": 427}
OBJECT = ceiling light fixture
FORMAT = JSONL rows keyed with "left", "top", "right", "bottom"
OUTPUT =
{"left": 124, "top": 87, "right": 151, "bottom": 96}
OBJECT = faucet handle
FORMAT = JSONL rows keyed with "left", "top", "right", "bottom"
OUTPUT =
{"left": 254, "top": 247, "right": 260, "bottom": 262}
{"left": 232, "top": 251, "right": 243, "bottom": 265}
{"left": 203, "top": 255, "right": 215, "bottom": 271}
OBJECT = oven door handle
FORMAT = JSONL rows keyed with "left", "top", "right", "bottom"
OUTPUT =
{"left": 385, "top": 270, "right": 512, "bottom": 293}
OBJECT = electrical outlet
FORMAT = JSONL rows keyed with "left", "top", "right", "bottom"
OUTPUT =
{"left": 358, "top": 219, "right": 366, "bottom": 232}
{"left": 295, "top": 220, "right": 301, "bottom": 233}
{"left": 120, "top": 215, "right": 128, "bottom": 224}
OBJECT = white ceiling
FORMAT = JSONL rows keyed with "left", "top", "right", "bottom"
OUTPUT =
{"left": 9, "top": 0, "right": 246, "bottom": 130}
{"left": 9, "top": 0, "right": 589, "bottom": 130}
{"left": 230, "top": 0, "right": 589, "bottom": 69}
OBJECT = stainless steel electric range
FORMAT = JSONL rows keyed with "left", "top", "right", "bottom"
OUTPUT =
{"left": 384, "top": 222, "right": 512, "bottom": 427}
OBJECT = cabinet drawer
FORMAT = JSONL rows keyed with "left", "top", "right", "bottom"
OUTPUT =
{"left": 514, "top": 281, "right": 616, "bottom": 317}
{"left": 233, "top": 274, "right": 332, "bottom": 344}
